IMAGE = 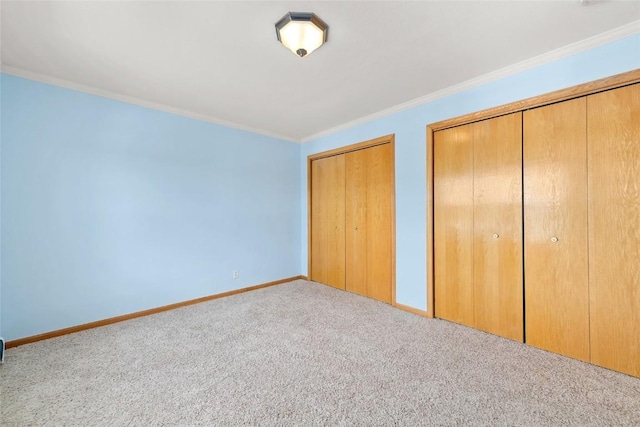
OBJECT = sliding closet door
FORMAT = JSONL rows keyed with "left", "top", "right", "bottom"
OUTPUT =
{"left": 434, "top": 124, "right": 475, "bottom": 327}
{"left": 345, "top": 144, "right": 394, "bottom": 303}
{"left": 310, "top": 155, "right": 346, "bottom": 290}
{"left": 588, "top": 83, "right": 640, "bottom": 377}
{"left": 523, "top": 98, "right": 589, "bottom": 361}
{"left": 473, "top": 113, "right": 523, "bottom": 341}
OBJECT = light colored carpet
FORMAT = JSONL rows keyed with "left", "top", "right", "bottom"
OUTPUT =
{"left": 2, "top": 279, "right": 639, "bottom": 426}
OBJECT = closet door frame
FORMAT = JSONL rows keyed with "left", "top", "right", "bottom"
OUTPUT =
{"left": 308, "top": 134, "right": 397, "bottom": 306}
{"left": 426, "top": 68, "right": 640, "bottom": 318}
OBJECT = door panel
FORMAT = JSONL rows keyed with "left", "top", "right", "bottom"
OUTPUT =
{"left": 310, "top": 155, "right": 346, "bottom": 290}
{"left": 345, "top": 149, "right": 368, "bottom": 296}
{"left": 434, "top": 125, "right": 475, "bottom": 327}
{"left": 365, "top": 144, "right": 393, "bottom": 303}
{"left": 523, "top": 98, "right": 589, "bottom": 361}
{"left": 473, "top": 112, "right": 523, "bottom": 341}
{"left": 345, "top": 144, "right": 394, "bottom": 303}
{"left": 588, "top": 83, "right": 640, "bottom": 377}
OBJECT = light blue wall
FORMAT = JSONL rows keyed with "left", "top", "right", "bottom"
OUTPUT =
{"left": 1, "top": 34, "right": 639, "bottom": 341}
{"left": 0, "top": 75, "right": 301, "bottom": 341}
{"left": 301, "top": 34, "right": 640, "bottom": 311}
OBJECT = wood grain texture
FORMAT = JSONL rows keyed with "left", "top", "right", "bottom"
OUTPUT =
{"left": 365, "top": 143, "right": 394, "bottom": 303}
{"left": 309, "top": 135, "right": 396, "bottom": 304}
{"left": 473, "top": 112, "right": 523, "bottom": 342}
{"left": 345, "top": 144, "right": 394, "bottom": 303}
{"left": 389, "top": 140, "right": 397, "bottom": 307}
{"left": 310, "top": 155, "right": 346, "bottom": 290}
{"left": 588, "top": 83, "right": 640, "bottom": 378}
{"left": 434, "top": 124, "right": 475, "bottom": 327}
{"left": 427, "top": 70, "right": 640, "bottom": 322}
{"left": 523, "top": 98, "right": 590, "bottom": 361}
{"left": 345, "top": 149, "right": 368, "bottom": 296}
{"left": 6, "top": 276, "right": 306, "bottom": 349}
{"left": 426, "top": 126, "right": 435, "bottom": 318}
{"left": 429, "top": 69, "right": 640, "bottom": 132}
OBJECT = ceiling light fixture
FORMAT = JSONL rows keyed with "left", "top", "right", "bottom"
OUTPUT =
{"left": 275, "top": 12, "right": 328, "bottom": 58}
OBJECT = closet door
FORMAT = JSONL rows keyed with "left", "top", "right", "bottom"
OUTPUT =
{"left": 310, "top": 155, "right": 346, "bottom": 290}
{"left": 473, "top": 112, "right": 523, "bottom": 341}
{"left": 345, "top": 149, "right": 368, "bottom": 297}
{"left": 365, "top": 143, "right": 394, "bottom": 303}
{"left": 434, "top": 124, "right": 475, "bottom": 327}
{"left": 523, "top": 98, "right": 589, "bottom": 361}
{"left": 588, "top": 83, "right": 640, "bottom": 377}
{"left": 345, "top": 144, "right": 394, "bottom": 303}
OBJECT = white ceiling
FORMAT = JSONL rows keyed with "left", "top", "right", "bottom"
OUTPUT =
{"left": 1, "top": 1, "right": 639, "bottom": 142}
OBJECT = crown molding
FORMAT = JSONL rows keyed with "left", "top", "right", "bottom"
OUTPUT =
{"left": 0, "top": 64, "right": 299, "bottom": 143}
{"left": 2, "top": 20, "right": 638, "bottom": 145}
{"left": 301, "top": 20, "right": 640, "bottom": 143}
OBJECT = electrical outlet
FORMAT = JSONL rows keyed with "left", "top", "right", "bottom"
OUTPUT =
{"left": 232, "top": 270, "right": 239, "bottom": 279}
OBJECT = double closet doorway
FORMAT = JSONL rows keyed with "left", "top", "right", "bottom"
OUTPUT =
{"left": 308, "top": 135, "right": 396, "bottom": 305}
{"left": 428, "top": 71, "right": 640, "bottom": 378}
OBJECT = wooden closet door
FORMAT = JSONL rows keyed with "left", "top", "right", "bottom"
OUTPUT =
{"left": 588, "top": 83, "right": 640, "bottom": 377}
{"left": 310, "top": 155, "right": 346, "bottom": 290}
{"left": 345, "top": 144, "right": 393, "bottom": 303}
{"left": 434, "top": 125, "right": 475, "bottom": 327}
{"left": 473, "top": 112, "right": 523, "bottom": 342}
{"left": 523, "top": 98, "right": 589, "bottom": 361}
{"left": 345, "top": 149, "right": 368, "bottom": 297}
{"left": 364, "top": 143, "right": 393, "bottom": 303}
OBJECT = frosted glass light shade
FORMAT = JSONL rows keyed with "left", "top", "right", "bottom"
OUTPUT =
{"left": 275, "top": 12, "right": 328, "bottom": 58}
